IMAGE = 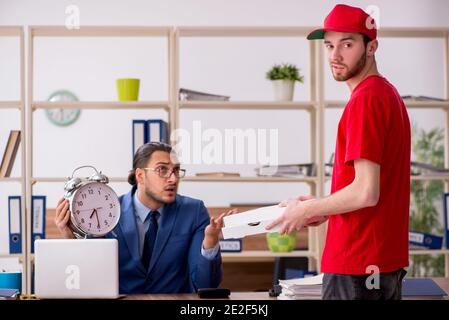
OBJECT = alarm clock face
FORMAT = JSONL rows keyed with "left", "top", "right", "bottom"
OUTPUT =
{"left": 70, "top": 182, "right": 120, "bottom": 236}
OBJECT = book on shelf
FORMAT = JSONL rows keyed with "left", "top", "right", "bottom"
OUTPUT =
{"left": 0, "top": 130, "right": 21, "bottom": 178}
{"left": 401, "top": 95, "right": 448, "bottom": 102}
{"left": 179, "top": 88, "right": 230, "bottom": 101}
{"left": 132, "top": 119, "right": 168, "bottom": 157}
{"left": 195, "top": 172, "right": 240, "bottom": 177}
{"left": 443, "top": 193, "right": 449, "bottom": 249}
{"left": 410, "top": 161, "right": 449, "bottom": 176}
{"left": 229, "top": 202, "right": 278, "bottom": 208}
{"left": 409, "top": 231, "right": 443, "bottom": 250}
{"left": 255, "top": 163, "right": 317, "bottom": 177}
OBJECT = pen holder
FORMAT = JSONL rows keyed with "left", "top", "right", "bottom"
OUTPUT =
{"left": 0, "top": 272, "right": 22, "bottom": 293}
{"left": 266, "top": 231, "right": 296, "bottom": 252}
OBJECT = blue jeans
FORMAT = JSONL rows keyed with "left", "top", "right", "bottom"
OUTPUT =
{"left": 322, "top": 269, "right": 407, "bottom": 300}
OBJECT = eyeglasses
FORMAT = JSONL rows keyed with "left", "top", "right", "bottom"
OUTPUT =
{"left": 142, "top": 166, "right": 186, "bottom": 179}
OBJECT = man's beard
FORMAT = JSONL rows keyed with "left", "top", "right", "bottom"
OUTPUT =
{"left": 331, "top": 49, "right": 367, "bottom": 81}
{"left": 144, "top": 185, "right": 177, "bottom": 204}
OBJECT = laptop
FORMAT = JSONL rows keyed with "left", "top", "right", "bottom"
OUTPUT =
{"left": 34, "top": 239, "right": 120, "bottom": 299}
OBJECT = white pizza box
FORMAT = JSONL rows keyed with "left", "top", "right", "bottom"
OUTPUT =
{"left": 222, "top": 205, "right": 285, "bottom": 239}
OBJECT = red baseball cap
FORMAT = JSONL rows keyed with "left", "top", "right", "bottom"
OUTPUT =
{"left": 307, "top": 4, "right": 377, "bottom": 40}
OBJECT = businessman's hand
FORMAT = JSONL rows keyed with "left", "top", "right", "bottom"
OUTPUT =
{"left": 54, "top": 198, "right": 75, "bottom": 239}
{"left": 203, "top": 208, "right": 238, "bottom": 249}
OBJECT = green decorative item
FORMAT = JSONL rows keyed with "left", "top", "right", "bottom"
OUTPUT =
{"left": 266, "top": 63, "right": 304, "bottom": 82}
{"left": 116, "top": 78, "right": 140, "bottom": 101}
{"left": 45, "top": 90, "right": 81, "bottom": 127}
{"left": 266, "top": 231, "right": 296, "bottom": 252}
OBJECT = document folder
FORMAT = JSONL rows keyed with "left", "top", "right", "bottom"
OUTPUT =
{"left": 8, "top": 196, "right": 22, "bottom": 254}
{"left": 402, "top": 278, "right": 447, "bottom": 297}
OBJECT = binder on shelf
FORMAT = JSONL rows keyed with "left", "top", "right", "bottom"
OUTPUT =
{"left": 444, "top": 192, "right": 449, "bottom": 249}
{"left": 8, "top": 196, "right": 22, "bottom": 254}
{"left": 146, "top": 119, "right": 168, "bottom": 144}
{"left": 409, "top": 231, "right": 443, "bottom": 249}
{"left": 179, "top": 88, "right": 230, "bottom": 101}
{"left": 31, "top": 195, "right": 46, "bottom": 253}
{"left": 196, "top": 172, "right": 241, "bottom": 177}
{"left": 132, "top": 120, "right": 147, "bottom": 157}
{"left": 0, "top": 130, "right": 21, "bottom": 178}
{"left": 132, "top": 119, "right": 169, "bottom": 157}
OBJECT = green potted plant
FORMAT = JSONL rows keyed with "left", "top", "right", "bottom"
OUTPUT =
{"left": 266, "top": 63, "right": 304, "bottom": 101}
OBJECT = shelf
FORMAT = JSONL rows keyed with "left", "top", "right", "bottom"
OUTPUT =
{"left": 32, "top": 101, "right": 170, "bottom": 111}
{"left": 32, "top": 177, "right": 128, "bottom": 184}
{"left": 32, "top": 176, "right": 317, "bottom": 184}
{"left": 0, "top": 253, "right": 22, "bottom": 258}
{"left": 184, "top": 176, "right": 317, "bottom": 183}
{"left": 409, "top": 249, "right": 449, "bottom": 255}
{"left": 411, "top": 175, "right": 449, "bottom": 181}
{"left": 0, "top": 101, "right": 22, "bottom": 109}
{"left": 30, "top": 26, "right": 171, "bottom": 37}
{"left": 378, "top": 27, "right": 449, "bottom": 38}
{"left": 326, "top": 175, "right": 449, "bottom": 182}
{"left": 222, "top": 250, "right": 315, "bottom": 262}
{"left": 0, "top": 177, "right": 23, "bottom": 182}
{"left": 0, "top": 26, "right": 22, "bottom": 36}
{"left": 178, "top": 27, "right": 449, "bottom": 38}
{"left": 324, "top": 100, "right": 449, "bottom": 109}
{"left": 177, "top": 26, "right": 314, "bottom": 37}
{"left": 179, "top": 101, "right": 315, "bottom": 110}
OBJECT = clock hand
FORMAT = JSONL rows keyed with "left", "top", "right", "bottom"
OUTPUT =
{"left": 95, "top": 210, "right": 100, "bottom": 228}
{"left": 89, "top": 208, "right": 96, "bottom": 219}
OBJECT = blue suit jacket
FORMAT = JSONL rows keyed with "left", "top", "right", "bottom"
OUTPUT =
{"left": 106, "top": 186, "right": 222, "bottom": 294}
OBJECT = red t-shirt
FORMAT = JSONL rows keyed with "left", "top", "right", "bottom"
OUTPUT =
{"left": 321, "top": 75, "right": 411, "bottom": 275}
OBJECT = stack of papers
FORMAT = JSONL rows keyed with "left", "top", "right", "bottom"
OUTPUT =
{"left": 277, "top": 273, "right": 323, "bottom": 300}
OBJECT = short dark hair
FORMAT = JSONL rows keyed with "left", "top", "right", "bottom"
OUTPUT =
{"left": 362, "top": 34, "right": 372, "bottom": 47}
{"left": 127, "top": 142, "right": 173, "bottom": 185}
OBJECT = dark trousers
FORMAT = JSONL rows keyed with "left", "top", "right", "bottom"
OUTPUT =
{"left": 322, "top": 269, "right": 407, "bottom": 300}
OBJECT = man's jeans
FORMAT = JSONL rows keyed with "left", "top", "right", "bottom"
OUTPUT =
{"left": 322, "top": 269, "right": 407, "bottom": 300}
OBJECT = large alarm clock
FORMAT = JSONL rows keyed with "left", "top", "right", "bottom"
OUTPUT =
{"left": 64, "top": 165, "right": 121, "bottom": 238}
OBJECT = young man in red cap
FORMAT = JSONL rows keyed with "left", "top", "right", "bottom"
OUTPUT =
{"left": 267, "top": 4, "right": 410, "bottom": 300}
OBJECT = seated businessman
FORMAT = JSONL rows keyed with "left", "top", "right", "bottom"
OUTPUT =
{"left": 54, "top": 142, "right": 236, "bottom": 294}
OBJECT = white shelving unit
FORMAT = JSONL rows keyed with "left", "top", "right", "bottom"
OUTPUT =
{"left": 11, "top": 25, "right": 449, "bottom": 294}
{"left": 175, "top": 26, "right": 326, "bottom": 269}
{"left": 0, "top": 26, "right": 25, "bottom": 289}
{"left": 25, "top": 26, "right": 175, "bottom": 295}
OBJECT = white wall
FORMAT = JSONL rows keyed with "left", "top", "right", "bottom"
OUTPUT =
{"left": 1, "top": 0, "right": 449, "bottom": 253}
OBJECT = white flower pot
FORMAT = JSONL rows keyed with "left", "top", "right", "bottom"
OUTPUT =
{"left": 272, "top": 80, "right": 295, "bottom": 101}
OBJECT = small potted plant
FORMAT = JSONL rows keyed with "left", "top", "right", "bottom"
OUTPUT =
{"left": 266, "top": 63, "right": 304, "bottom": 101}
